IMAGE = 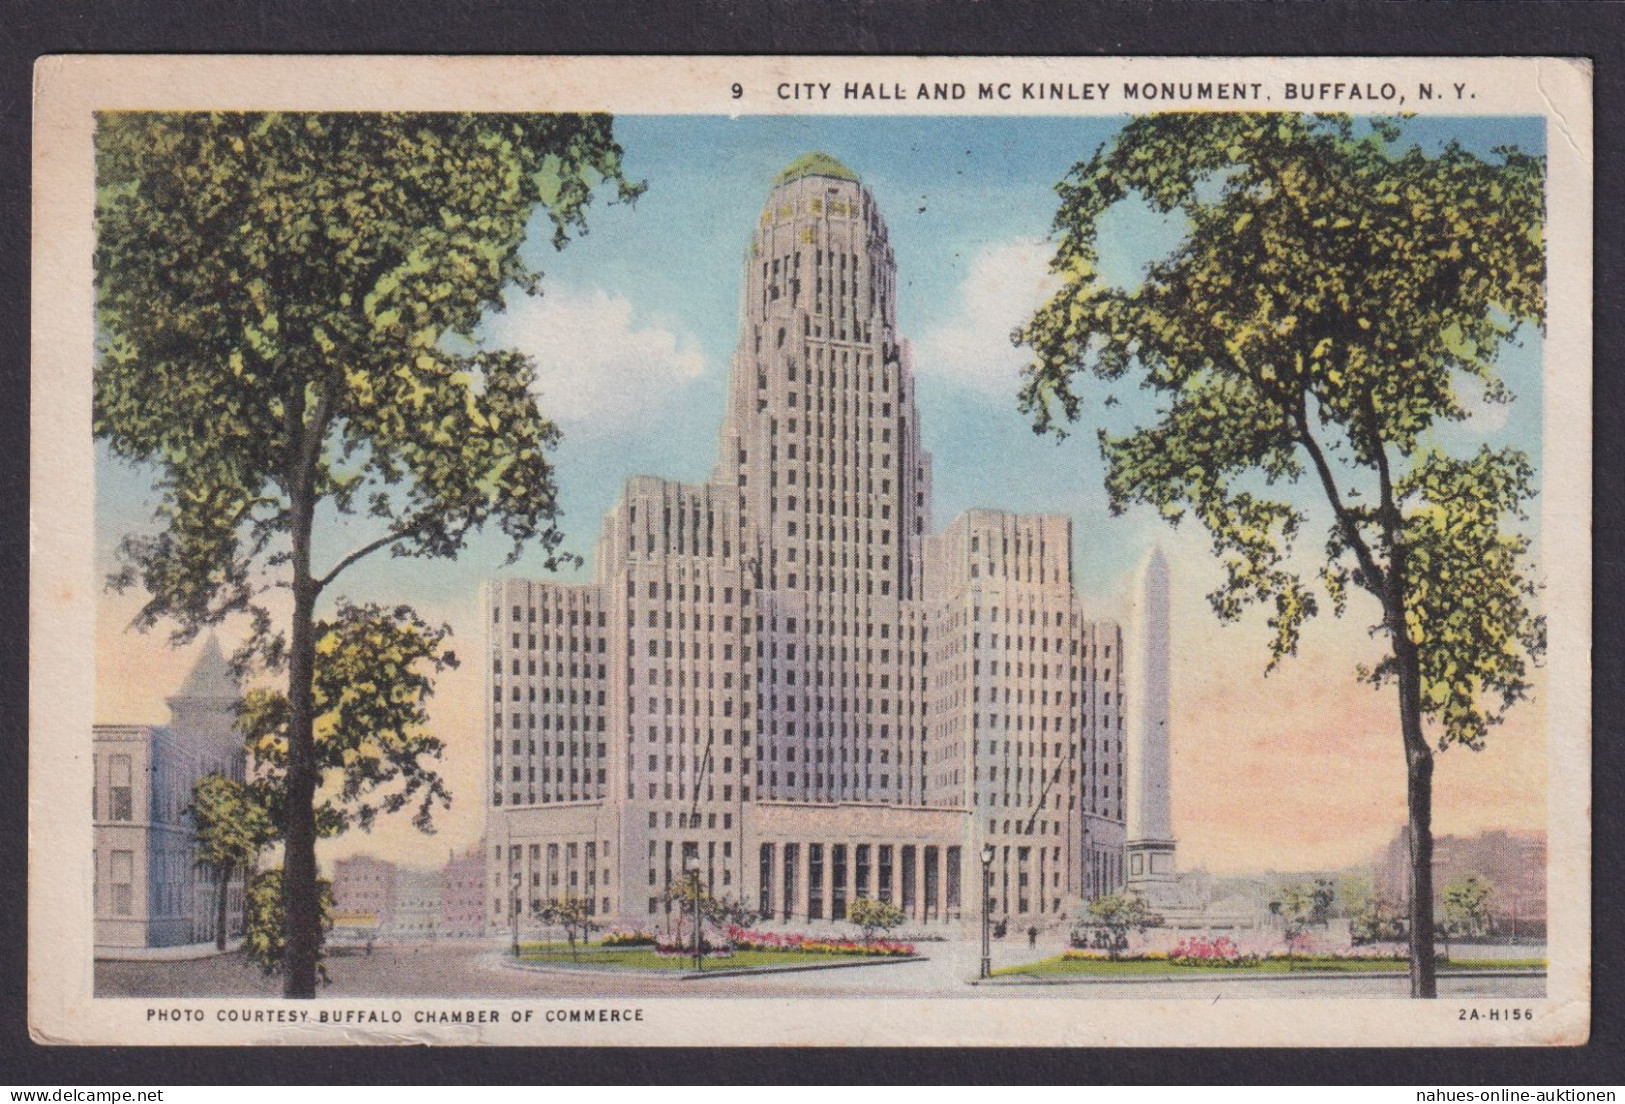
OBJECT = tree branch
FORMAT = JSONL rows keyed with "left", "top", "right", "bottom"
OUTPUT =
{"left": 1292, "top": 396, "right": 1388, "bottom": 600}
{"left": 1360, "top": 390, "right": 1403, "bottom": 554}
{"left": 314, "top": 525, "right": 420, "bottom": 594}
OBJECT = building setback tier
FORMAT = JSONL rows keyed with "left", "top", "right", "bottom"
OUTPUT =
{"left": 484, "top": 153, "right": 1165, "bottom": 932}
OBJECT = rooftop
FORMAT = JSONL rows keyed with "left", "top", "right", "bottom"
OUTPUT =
{"left": 774, "top": 151, "right": 859, "bottom": 187}
{"left": 169, "top": 635, "right": 238, "bottom": 703}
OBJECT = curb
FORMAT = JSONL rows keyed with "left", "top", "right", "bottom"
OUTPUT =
{"left": 94, "top": 939, "right": 244, "bottom": 963}
{"left": 971, "top": 968, "right": 1548, "bottom": 987}
{"left": 502, "top": 953, "right": 925, "bottom": 980}
{"left": 679, "top": 955, "right": 924, "bottom": 980}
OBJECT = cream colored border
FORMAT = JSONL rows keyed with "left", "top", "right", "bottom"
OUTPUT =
{"left": 30, "top": 55, "right": 1592, "bottom": 1047}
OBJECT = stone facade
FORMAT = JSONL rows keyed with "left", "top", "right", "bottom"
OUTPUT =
{"left": 93, "top": 638, "right": 246, "bottom": 950}
{"left": 331, "top": 854, "right": 397, "bottom": 933}
{"left": 484, "top": 153, "right": 1167, "bottom": 932}
{"left": 439, "top": 845, "right": 488, "bottom": 937}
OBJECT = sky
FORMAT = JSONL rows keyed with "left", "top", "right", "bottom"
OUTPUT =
{"left": 94, "top": 113, "right": 1549, "bottom": 876}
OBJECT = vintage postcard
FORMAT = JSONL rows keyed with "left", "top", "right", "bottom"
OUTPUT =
{"left": 30, "top": 54, "right": 1591, "bottom": 1046}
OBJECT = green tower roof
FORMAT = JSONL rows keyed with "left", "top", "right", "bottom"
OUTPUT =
{"left": 775, "top": 152, "right": 859, "bottom": 186}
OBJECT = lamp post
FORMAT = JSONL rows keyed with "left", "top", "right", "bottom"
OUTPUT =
{"left": 979, "top": 844, "right": 995, "bottom": 980}
{"left": 685, "top": 854, "right": 703, "bottom": 972}
{"left": 509, "top": 872, "right": 522, "bottom": 959}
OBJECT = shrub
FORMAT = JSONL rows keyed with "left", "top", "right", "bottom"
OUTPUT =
{"left": 601, "top": 929, "right": 656, "bottom": 948}
{"left": 243, "top": 868, "right": 333, "bottom": 982}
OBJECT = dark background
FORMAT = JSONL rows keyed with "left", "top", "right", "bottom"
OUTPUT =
{"left": 2, "top": 0, "right": 1618, "bottom": 1086}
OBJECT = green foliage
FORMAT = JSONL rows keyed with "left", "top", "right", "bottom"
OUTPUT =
{"left": 534, "top": 896, "right": 600, "bottom": 959}
{"left": 189, "top": 773, "right": 277, "bottom": 871}
{"left": 662, "top": 871, "right": 761, "bottom": 936}
{"left": 1337, "top": 869, "right": 1376, "bottom": 918}
{"left": 243, "top": 867, "right": 333, "bottom": 979}
{"left": 238, "top": 601, "right": 456, "bottom": 835}
{"left": 1352, "top": 898, "right": 1409, "bottom": 946}
{"left": 96, "top": 111, "right": 642, "bottom": 653}
{"left": 189, "top": 773, "right": 278, "bottom": 948}
{"left": 1079, "top": 891, "right": 1163, "bottom": 960}
{"left": 1441, "top": 875, "right": 1495, "bottom": 938}
{"left": 1270, "top": 879, "right": 1337, "bottom": 952}
{"left": 94, "top": 111, "right": 639, "bottom": 995}
{"left": 1017, "top": 113, "right": 1546, "bottom": 750}
{"left": 847, "top": 896, "right": 906, "bottom": 943}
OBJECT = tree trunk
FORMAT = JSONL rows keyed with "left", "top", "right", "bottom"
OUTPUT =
{"left": 1393, "top": 628, "right": 1438, "bottom": 999}
{"left": 216, "top": 860, "right": 234, "bottom": 952}
{"left": 282, "top": 486, "right": 321, "bottom": 998}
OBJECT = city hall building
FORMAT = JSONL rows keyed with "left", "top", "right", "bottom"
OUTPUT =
{"left": 484, "top": 153, "right": 1176, "bottom": 932}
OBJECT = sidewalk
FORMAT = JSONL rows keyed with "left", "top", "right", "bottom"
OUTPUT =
{"left": 95, "top": 938, "right": 242, "bottom": 962}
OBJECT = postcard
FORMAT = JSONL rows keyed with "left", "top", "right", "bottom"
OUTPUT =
{"left": 29, "top": 54, "right": 1591, "bottom": 1046}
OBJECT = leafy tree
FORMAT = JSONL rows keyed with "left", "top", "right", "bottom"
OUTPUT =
{"left": 1019, "top": 113, "right": 1545, "bottom": 998}
{"left": 660, "top": 872, "right": 759, "bottom": 947}
{"left": 1337, "top": 869, "right": 1376, "bottom": 919}
{"left": 237, "top": 601, "right": 458, "bottom": 836}
{"left": 1351, "top": 897, "right": 1409, "bottom": 946}
{"left": 188, "top": 774, "right": 278, "bottom": 950}
{"left": 1270, "top": 878, "right": 1336, "bottom": 956}
{"left": 703, "top": 894, "right": 762, "bottom": 932}
{"left": 1079, "top": 891, "right": 1162, "bottom": 960}
{"left": 847, "top": 897, "right": 906, "bottom": 944}
{"left": 95, "top": 111, "right": 640, "bottom": 997}
{"left": 1442, "top": 874, "right": 1495, "bottom": 939}
{"left": 534, "top": 897, "right": 600, "bottom": 961}
{"left": 243, "top": 867, "right": 334, "bottom": 981}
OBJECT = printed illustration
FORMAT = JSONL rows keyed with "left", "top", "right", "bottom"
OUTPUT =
{"left": 33, "top": 56, "right": 1589, "bottom": 1046}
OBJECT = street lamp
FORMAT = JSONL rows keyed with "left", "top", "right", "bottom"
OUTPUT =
{"left": 510, "top": 872, "right": 522, "bottom": 959}
{"left": 980, "top": 844, "right": 995, "bottom": 980}
{"left": 685, "top": 854, "right": 703, "bottom": 972}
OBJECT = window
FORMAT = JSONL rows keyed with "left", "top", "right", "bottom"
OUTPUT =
{"left": 110, "top": 850, "right": 134, "bottom": 916}
{"left": 108, "top": 756, "right": 133, "bottom": 822}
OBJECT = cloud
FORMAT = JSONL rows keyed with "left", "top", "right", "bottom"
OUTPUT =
{"left": 483, "top": 286, "right": 708, "bottom": 435}
{"left": 1454, "top": 372, "right": 1513, "bottom": 435}
{"left": 913, "top": 237, "right": 1060, "bottom": 395}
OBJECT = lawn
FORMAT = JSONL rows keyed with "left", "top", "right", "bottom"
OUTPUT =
{"left": 516, "top": 947, "right": 879, "bottom": 970}
{"left": 992, "top": 955, "right": 1548, "bottom": 979}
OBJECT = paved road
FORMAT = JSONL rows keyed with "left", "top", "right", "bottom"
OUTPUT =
{"left": 95, "top": 939, "right": 1544, "bottom": 1001}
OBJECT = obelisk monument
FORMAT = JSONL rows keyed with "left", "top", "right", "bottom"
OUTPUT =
{"left": 1125, "top": 546, "right": 1177, "bottom": 902}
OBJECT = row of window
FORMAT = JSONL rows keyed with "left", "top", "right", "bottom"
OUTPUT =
{"left": 498, "top": 604, "right": 605, "bottom": 626}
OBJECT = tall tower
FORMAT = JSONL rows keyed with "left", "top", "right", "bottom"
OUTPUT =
{"left": 1124, "top": 546, "right": 1176, "bottom": 899}
{"left": 714, "top": 151, "right": 934, "bottom": 807}
{"left": 166, "top": 635, "right": 240, "bottom": 756}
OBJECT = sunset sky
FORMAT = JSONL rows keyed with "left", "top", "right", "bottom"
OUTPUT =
{"left": 94, "top": 112, "right": 1548, "bottom": 876}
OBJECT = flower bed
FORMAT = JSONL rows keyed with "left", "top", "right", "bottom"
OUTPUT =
{"left": 601, "top": 929, "right": 657, "bottom": 948}
{"left": 726, "top": 925, "right": 915, "bottom": 957}
{"left": 1060, "top": 941, "right": 1418, "bottom": 969}
{"left": 1169, "top": 936, "right": 1257, "bottom": 968}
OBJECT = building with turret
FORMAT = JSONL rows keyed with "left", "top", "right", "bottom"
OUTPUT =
{"left": 483, "top": 153, "right": 1175, "bottom": 932}
{"left": 93, "top": 638, "right": 246, "bottom": 950}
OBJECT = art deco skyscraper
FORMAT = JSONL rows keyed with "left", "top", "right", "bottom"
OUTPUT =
{"left": 483, "top": 154, "right": 1168, "bottom": 930}
{"left": 713, "top": 152, "right": 933, "bottom": 807}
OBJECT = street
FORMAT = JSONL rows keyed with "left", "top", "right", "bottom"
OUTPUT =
{"left": 95, "top": 939, "right": 1545, "bottom": 1001}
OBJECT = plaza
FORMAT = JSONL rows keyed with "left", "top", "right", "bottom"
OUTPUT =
{"left": 95, "top": 939, "right": 1545, "bottom": 1002}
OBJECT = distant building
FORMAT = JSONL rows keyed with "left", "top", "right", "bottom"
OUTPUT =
{"left": 439, "top": 845, "right": 487, "bottom": 938}
{"left": 93, "top": 638, "right": 245, "bottom": 950}
{"left": 1375, "top": 827, "right": 1547, "bottom": 937}
{"left": 389, "top": 867, "right": 442, "bottom": 939}
{"left": 483, "top": 153, "right": 1177, "bottom": 933}
{"left": 331, "top": 855, "right": 397, "bottom": 936}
